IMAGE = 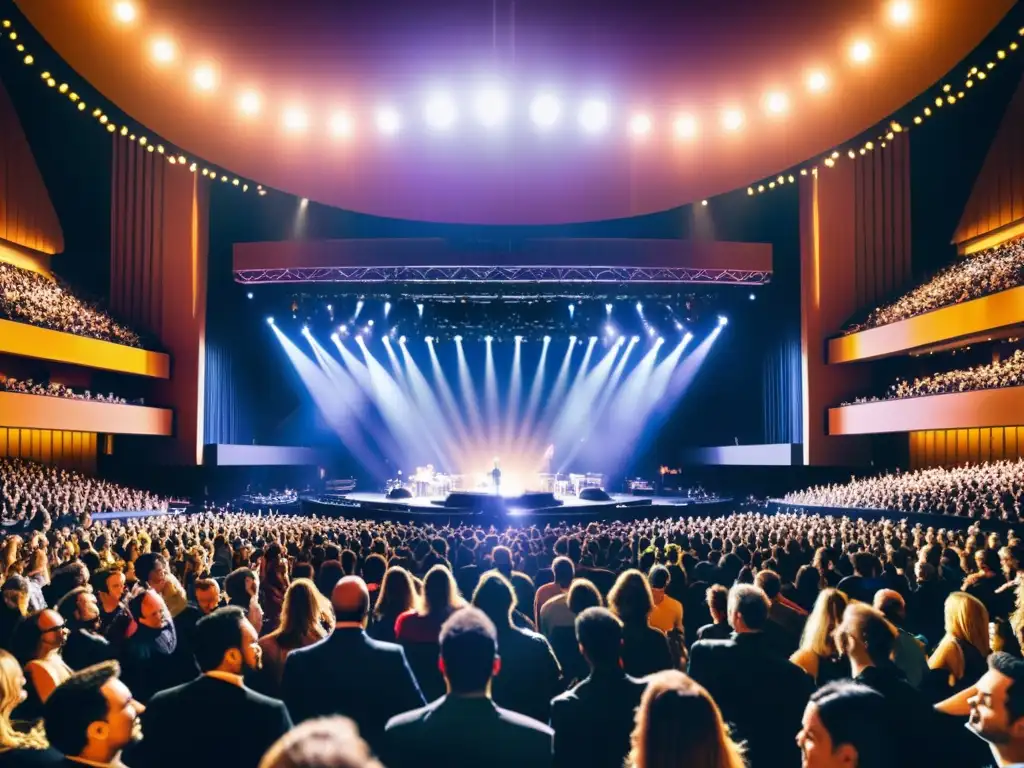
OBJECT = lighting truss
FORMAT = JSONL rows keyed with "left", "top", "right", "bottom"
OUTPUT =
{"left": 234, "top": 266, "right": 771, "bottom": 285}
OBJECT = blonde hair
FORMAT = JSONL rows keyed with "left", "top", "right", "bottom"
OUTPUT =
{"left": 271, "top": 578, "right": 333, "bottom": 650}
{"left": 799, "top": 588, "right": 848, "bottom": 659}
{"left": 0, "top": 650, "right": 47, "bottom": 751}
{"left": 627, "top": 670, "right": 744, "bottom": 768}
{"left": 258, "top": 716, "right": 382, "bottom": 768}
{"left": 944, "top": 591, "right": 990, "bottom": 658}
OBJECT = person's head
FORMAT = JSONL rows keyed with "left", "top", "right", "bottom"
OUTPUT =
{"left": 872, "top": 589, "right": 906, "bottom": 626}
{"left": 575, "top": 607, "right": 623, "bottom": 671}
{"left": 374, "top": 566, "right": 416, "bottom": 620}
{"left": 851, "top": 552, "right": 877, "bottom": 579}
{"left": 944, "top": 591, "right": 990, "bottom": 658}
{"left": 797, "top": 680, "right": 892, "bottom": 768}
{"left": 472, "top": 571, "right": 516, "bottom": 629}
{"left": 134, "top": 553, "right": 168, "bottom": 591}
{"left": 91, "top": 568, "right": 126, "bottom": 605}
{"left": 754, "top": 570, "right": 782, "bottom": 601}
{"left": 258, "top": 716, "right": 383, "bottom": 768}
{"left": 706, "top": 584, "right": 729, "bottom": 624}
{"left": 278, "top": 578, "right": 332, "bottom": 646}
{"left": 799, "top": 588, "right": 849, "bottom": 659}
{"left": 56, "top": 587, "right": 101, "bottom": 630}
{"left": 833, "top": 603, "right": 896, "bottom": 667}
{"left": 127, "top": 588, "right": 169, "bottom": 630}
{"left": 648, "top": 565, "right": 671, "bottom": 596}
{"left": 193, "top": 606, "right": 262, "bottom": 674}
{"left": 727, "top": 584, "right": 771, "bottom": 633}
{"left": 608, "top": 569, "right": 655, "bottom": 625}
{"left": 422, "top": 565, "right": 463, "bottom": 617}
{"left": 224, "top": 567, "right": 258, "bottom": 605}
{"left": 0, "top": 648, "right": 44, "bottom": 750}
{"left": 491, "top": 546, "right": 513, "bottom": 575}
{"left": 567, "top": 578, "right": 603, "bottom": 614}
{"left": 968, "top": 652, "right": 1024, "bottom": 750}
{"left": 1, "top": 575, "right": 29, "bottom": 616}
{"left": 11, "top": 609, "right": 67, "bottom": 666}
{"left": 628, "top": 670, "right": 744, "bottom": 768}
{"left": 552, "top": 556, "right": 575, "bottom": 589}
{"left": 194, "top": 578, "right": 222, "bottom": 615}
{"left": 43, "top": 662, "right": 143, "bottom": 763}
{"left": 316, "top": 560, "right": 344, "bottom": 600}
{"left": 438, "top": 607, "right": 499, "bottom": 696}
{"left": 331, "top": 575, "right": 370, "bottom": 626}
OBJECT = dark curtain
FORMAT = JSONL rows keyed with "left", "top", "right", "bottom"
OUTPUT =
{"left": 762, "top": 325, "right": 802, "bottom": 445}
{"left": 204, "top": 335, "right": 249, "bottom": 445}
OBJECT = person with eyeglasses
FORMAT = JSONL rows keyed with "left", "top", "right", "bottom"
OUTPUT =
{"left": 8, "top": 610, "right": 72, "bottom": 721}
{"left": 118, "top": 590, "right": 178, "bottom": 706}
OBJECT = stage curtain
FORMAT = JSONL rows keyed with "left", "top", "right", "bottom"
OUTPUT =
{"left": 203, "top": 336, "right": 247, "bottom": 445}
{"left": 762, "top": 328, "right": 802, "bottom": 445}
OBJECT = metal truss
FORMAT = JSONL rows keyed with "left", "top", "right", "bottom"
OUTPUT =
{"left": 234, "top": 266, "right": 772, "bottom": 285}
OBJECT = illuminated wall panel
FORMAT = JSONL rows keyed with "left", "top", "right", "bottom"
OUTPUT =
{"left": 910, "top": 426, "right": 1024, "bottom": 470}
{"left": 830, "top": 387, "right": 1024, "bottom": 435}
{"left": 0, "top": 428, "right": 96, "bottom": 473}
{"left": 0, "top": 392, "right": 172, "bottom": 436}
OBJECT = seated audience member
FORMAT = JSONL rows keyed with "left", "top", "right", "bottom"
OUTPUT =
{"left": 534, "top": 557, "right": 573, "bottom": 626}
{"left": 368, "top": 566, "right": 415, "bottom": 644}
{"left": 314, "top": 561, "right": 344, "bottom": 602}
{"left": 472, "top": 572, "right": 561, "bottom": 722}
{"left": 873, "top": 589, "right": 928, "bottom": 689}
{"left": 90, "top": 570, "right": 131, "bottom": 648}
{"left": 756, "top": 569, "right": 807, "bottom": 655}
{"left": 129, "top": 606, "right": 291, "bottom": 768}
{"left": 647, "top": 565, "right": 683, "bottom": 636}
{"left": 394, "top": 565, "right": 465, "bottom": 701}
{"left": 119, "top": 589, "right": 177, "bottom": 704}
{"left": 10, "top": 611, "right": 72, "bottom": 716}
{"left": 258, "top": 717, "right": 382, "bottom": 768}
{"left": 282, "top": 576, "right": 423, "bottom": 753}
{"left": 790, "top": 588, "right": 850, "bottom": 686}
{"left": 695, "top": 584, "right": 733, "bottom": 642}
{"left": 258, "top": 579, "right": 332, "bottom": 696}
{"left": 225, "top": 567, "right": 265, "bottom": 634}
{"left": 134, "top": 554, "right": 187, "bottom": 620}
{"left": 837, "top": 552, "right": 885, "bottom": 605}
{"left": 545, "top": 579, "right": 602, "bottom": 685}
{"left": 42, "top": 661, "right": 143, "bottom": 767}
{"left": 54, "top": 588, "right": 113, "bottom": 671}
{"left": 550, "top": 607, "right": 646, "bottom": 768}
{"left": 688, "top": 584, "right": 814, "bottom": 767}
{"left": 929, "top": 591, "right": 990, "bottom": 696}
{"left": 967, "top": 652, "right": 1024, "bottom": 768}
{"left": 796, "top": 681, "right": 895, "bottom": 768}
{"left": 607, "top": 570, "right": 673, "bottom": 678}
{"left": 626, "top": 669, "right": 744, "bottom": 768}
{"left": 0, "top": 648, "right": 60, "bottom": 765}
{"left": 0, "top": 578, "right": 30, "bottom": 652}
{"left": 383, "top": 607, "right": 553, "bottom": 768}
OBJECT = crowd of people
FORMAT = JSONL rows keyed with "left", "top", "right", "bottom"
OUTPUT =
{"left": 0, "top": 262, "right": 142, "bottom": 348}
{"left": 0, "top": 377, "right": 140, "bottom": 407}
{"left": 785, "top": 459, "right": 1024, "bottom": 520}
{"left": 844, "top": 236, "right": 1024, "bottom": 334}
{"left": 0, "top": 503, "right": 1017, "bottom": 766}
{"left": 0, "top": 459, "right": 167, "bottom": 527}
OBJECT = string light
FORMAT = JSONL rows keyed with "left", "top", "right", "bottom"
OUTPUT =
{"left": 850, "top": 40, "right": 873, "bottom": 63}
{"left": 807, "top": 71, "right": 829, "bottom": 92}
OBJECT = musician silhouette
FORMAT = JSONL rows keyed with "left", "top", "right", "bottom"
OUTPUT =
{"left": 491, "top": 458, "right": 501, "bottom": 495}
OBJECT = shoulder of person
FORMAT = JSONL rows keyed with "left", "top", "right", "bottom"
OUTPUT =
{"left": 385, "top": 701, "right": 434, "bottom": 731}
{"left": 495, "top": 705, "right": 555, "bottom": 736}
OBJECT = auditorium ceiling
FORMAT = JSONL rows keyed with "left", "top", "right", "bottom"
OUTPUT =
{"left": 14, "top": 0, "right": 1016, "bottom": 224}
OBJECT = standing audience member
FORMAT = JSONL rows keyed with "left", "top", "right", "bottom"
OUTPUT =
{"left": 790, "top": 589, "right": 850, "bottom": 685}
{"left": 10, "top": 611, "right": 71, "bottom": 717}
{"left": 225, "top": 567, "right": 265, "bottom": 634}
{"left": 54, "top": 588, "right": 113, "bottom": 671}
{"left": 394, "top": 565, "right": 464, "bottom": 701}
{"left": 368, "top": 567, "right": 415, "bottom": 644}
{"left": 258, "top": 579, "right": 332, "bottom": 696}
{"left": 967, "top": 652, "right": 1024, "bottom": 768}
{"left": 544, "top": 579, "right": 603, "bottom": 686}
{"left": 756, "top": 569, "right": 807, "bottom": 655}
{"left": 0, "top": 649, "right": 59, "bottom": 764}
{"left": 383, "top": 607, "right": 554, "bottom": 768}
{"left": 626, "top": 669, "right": 744, "bottom": 768}
{"left": 647, "top": 565, "right": 683, "bottom": 635}
{"left": 929, "top": 591, "right": 990, "bottom": 696}
{"left": 550, "top": 607, "right": 646, "bottom": 768}
{"left": 282, "top": 576, "right": 423, "bottom": 753}
{"left": 119, "top": 590, "right": 177, "bottom": 704}
{"left": 695, "top": 584, "right": 733, "bottom": 641}
{"left": 128, "top": 606, "right": 291, "bottom": 768}
{"left": 796, "top": 681, "right": 895, "bottom": 768}
{"left": 607, "top": 570, "right": 673, "bottom": 678}
{"left": 134, "top": 554, "right": 187, "bottom": 620}
{"left": 534, "top": 558, "right": 573, "bottom": 626}
{"left": 258, "top": 717, "right": 382, "bottom": 768}
{"left": 873, "top": 589, "right": 928, "bottom": 689}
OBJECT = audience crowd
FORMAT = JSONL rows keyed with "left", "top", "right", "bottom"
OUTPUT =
{"left": 785, "top": 459, "right": 1024, "bottom": 520}
{"left": 0, "top": 377, "right": 140, "bottom": 407}
{"left": 844, "top": 236, "right": 1024, "bottom": 333}
{"left": 0, "top": 262, "right": 142, "bottom": 348}
{"left": 0, "top": 495, "right": 1017, "bottom": 767}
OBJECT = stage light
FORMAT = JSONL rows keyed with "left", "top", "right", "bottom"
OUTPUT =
{"left": 605, "top": 324, "right": 616, "bottom": 337}
{"left": 589, "top": 336, "right": 598, "bottom": 343}
{"left": 330, "top": 332, "right": 339, "bottom": 342}
{"left": 656, "top": 337, "right": 664, "bottom": 345}
{"left": 266, "top": 316, "right": 274, "bottom": 325}
{"left": 151, "top": 37, "right": 176, "bottom": 63}
{"left": 647, "top": 327, "right": 656, "bottom": 336}
{"left": 701, "top": 200, "right": 708, "bottom": 207}
{"left": 485, "top": 335, "right": 493, "bottom": 343}
{"left": 329, "top": 112, "right": 354, "bottom": 138}
{"left": 299, "top": 197, "right": 309, "bottom": 208}
{"left": 674, "top": 320, "right": 684, "bottom": 331}
{"left": 425, "top": 336, "right": 434, "bottom": 344}
{"left": 354, "top": 300, "right": 364, "bottom": 318}
{"left": 113, "top": 2, "right": 136, "bottom": 24}
{"left": 424, "top": 92, "right": 457, "bottom": 130}
{"left": 568, "top": 304, "right": 575, "bottom": 319}
{"left": 417, "top": 303, "right": 424, "bottom": 317}
{"left": 721, "top": 109, "right": 744, "bottom": 132}
{"left": 530, "top": 93, "right": 560, "bottom": 128}
{"left": 399, "top": 335, "right": 407, "bottom": 345}
{"left": 327, "top": 304, "right": 332, "bottom": 311}
{"left": 238, "top": 91, "right": 261, "bottom": 116}
{"left": 301, "top": 324, "right": 310, "bottom": 335}
{"left": 246, "top": 292, "right": 253, "bottom": 299}
{"left": 717, "top": 315, "right": 729, "bottom": 326}
{"left": 193, "top": 65, "right": 217, "bottom": 91}
{"left": 889, "top": 1, "right": 912, "bottom": 25}
{"left": 636, "top": 301, "right": 643, "bottom": 314}
{"left": 579, "top": 100, "right": 609, "bottom": 133}
{"left": 544, "top": 335, "right": 551, "bottom": 342}
{"left": 605, "top": 303, "right": 613, "bottom": 314}
{"left": 515, "top": 335, "right": 523, "bottom": 343}
{"left": 339, "top": 324, "right": 348, "bottom": 333}
{"left": 569, "top": 335, "right": 577, "bottom": 342}
{"left": 749, "top": 293, "right": 756, "bottom": 301}
{"left": 673, "top": 114, "right": 698, "bottom": 140}
{"left": 283, "top": 107, "right": 309, "bottom": 132}
{"left": 454, "top": 335, "right": 463, "bottom": 343}
{"left": 765, "top": 92, "right": 789, "bottom": 115}
{"left": 616, "top": 337, "right": 626, "bottom": 346}
{"left": 367, "top": 319, "right": 375, "bottom": 327}
{"left": 850, "top": 41, "right": 872, "bottom": 63}
{"left": 384, "top": 301, "right": 391, "bottom": 317}
{"left": 474, "top": 87, "right": 508, "bottom": 127}
{"left": 376, "top": 107, "right": 401, "bottom": 135}
{"left": 629, "top": 113, "right": 653, "bottom": 138}
{"left": 807, "top": 71, "right": 829, "bottom": 92}
{"left": 631, "top": 335, "right": 640, "bottom": 342}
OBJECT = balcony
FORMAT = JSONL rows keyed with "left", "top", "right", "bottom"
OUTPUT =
{"left": 0, "top": 319, "right": 169, "bottom": 378}
{"left": 828, "top": 386, "right": 1024, "bottom": 435}
{"left": 0, "top": 391, "right": 172, "bottom": 436}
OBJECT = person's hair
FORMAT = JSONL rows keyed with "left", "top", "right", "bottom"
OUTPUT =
{"left": 472, "top": 572, "right": 515, "bottom": 628}
{"left": 316, "top": 561, "right": 344, "bottom": 600}
{"left": 944, "top": 591, "right": 990, "bottom": 659}
{"left": 439, "top": 607, "right": 497, "bottom": 694}
{"left": 9, "top": 611, "right": 48, "bottom": 666}
{"left": 362, "top": 554, "right": 387, "bottom": 586}
{"left": 134, "top": 552, "right": 166, "bottom": 585}
{"left": 258, "top": 716, "right": 383, "bottom": 768}
{"left": 873, "top": 590, "right": 906, "bottom": 625}
{"left": 809, "top": 681, "right": 891, "bottom": 767}
{"left": 648, "top": 565, "right": 670, "bottom": 591}
{"left": 843, "top": 604, "right": 897, "bottom": 666}
{"left": 274, "top": 579, "right": 332, "bottom": 649}
{"left": 799, "top": 588, "right": 848, "bottom": 659}
{"left": 727, "top": 584, "right": 770, "bottom": 631}
{"left": 56, "top": 587, "right": 90, "bottom": 624}
{"left": 373, "top": 566, "right": 416, "bottom": 623}
{"left": 422, "top": 565, "right": 464, "bottom": 618}
{"left": 90, "top": 568, "right": 122, "bottom": 597}
{"left": 193, "top": 606, "right": 246, "bottom": 672}
{"left": 628, "top": 670, "right": 744, "bottom": 768}
{"left": 552, "top": 556, "right": 575, "bottom": 589}
{"left": 567, "top": 578, "right": 603, "bottom": 614}
{"left": 224, "top": 567, "right": 256, "bottom": 605}
{"left": 706, "top": 584, "right": 728, "bottom": 621}
{"left": 0, "top": 649, "right": 47, "bottom": 750}
{"left": 575, "top": 607, "right": 623, "bottom": 669}
{"left": 754, "top": 570, "right": 781, "bottom": 601}
{"left": 608, "top": 569, "right": 655, "bottom": 625}
{"left": 194, "top": 577, "right": 219, "bottom": 596}
{"left": 991, "top": 652, "right": 1024, "bottom": 724}
{"left": 42, "top": 661, "right": 121, "bottom": 758}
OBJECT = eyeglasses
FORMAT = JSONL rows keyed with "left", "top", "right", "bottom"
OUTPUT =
{"left": 41, "top": 623, "right": 67, "bottom": 634}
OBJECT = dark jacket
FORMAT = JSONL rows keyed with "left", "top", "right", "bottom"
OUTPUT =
{"left": 491, "top": 625, "right": 562, "bottom": 722}
{"left": 695, "top": 622, "right": 733, "bottom": 642}
{"left": 688, "top": 631, "right": 814, "bottom": 768}
{"left": 383, "top": 695, "right": 553, "bottom": 768}
{"left": 621, "top": 622, "right": 673, "bottom": 678}
{"left": 119, "top": 622, "right": 179, "bottom": 704}
{"left": 126, "top": 675, "right": 291, "bottom": 768}
{"left": 281, "top": 626, "right": 424, "bottom": 753}
{"left": 62, "top": 628, "right": 114, "bottom": 671}
{"left": 550, "top": 669, "right": 646, "bottom": 768}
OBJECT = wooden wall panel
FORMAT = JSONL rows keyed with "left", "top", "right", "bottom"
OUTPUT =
{"left": 0, "top": 79, "right": 63, "bottom": 254}
{"left": 0, "top": 428, "right": 96, "bottom": 473}
{"left": 911, "top": 426, "right": 1024, "bottom": 469}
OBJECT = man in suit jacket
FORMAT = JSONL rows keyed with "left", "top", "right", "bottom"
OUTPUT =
{"left": 126, "top": 606, "right": 292, "bottom": 768}
{"left": 689, "top": 584, "right": 814, "bottom": 768}
{"left": 282, "top": 576, "right": 425, "bottom": 754}
{"left": 383, "top": 607, "right": 553, "bottom": 768}
{"left": 550, "top": 607, "right": 646, "bottom": 768}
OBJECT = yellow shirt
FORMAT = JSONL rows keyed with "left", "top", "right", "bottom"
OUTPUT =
{"left": 649, "top": 594, "right": 684, "bottom": 634}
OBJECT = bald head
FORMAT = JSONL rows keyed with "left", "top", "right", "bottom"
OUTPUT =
{"left": 332, "top": 576, "right": 370, "bottom": 625}
{"left": 872, "top": 589, "right": 906, "bottom": 625}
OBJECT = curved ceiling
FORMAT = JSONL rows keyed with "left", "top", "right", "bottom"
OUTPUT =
{"left": 15, "top": 0, "right": 1015, "bottom": 225}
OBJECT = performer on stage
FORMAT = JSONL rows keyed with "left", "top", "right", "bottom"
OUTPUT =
{"left": 491, "top": 458, "right": 502, "bottom": 495}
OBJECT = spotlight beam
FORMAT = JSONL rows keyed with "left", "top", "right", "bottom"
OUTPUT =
{"left": 515, "top": 337, "right": 550, "bottom": 450}
{"left": 455, "top": 340, "right": 485, "bottom": 437}
{"left": 503, "top": 338, "right": 523, "bottom": 449}
{"left": 423, "top": 341, "right": 472, "bottom": 447}
{"left": 484, "top": 339, "right": 499, "bottom": 446}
